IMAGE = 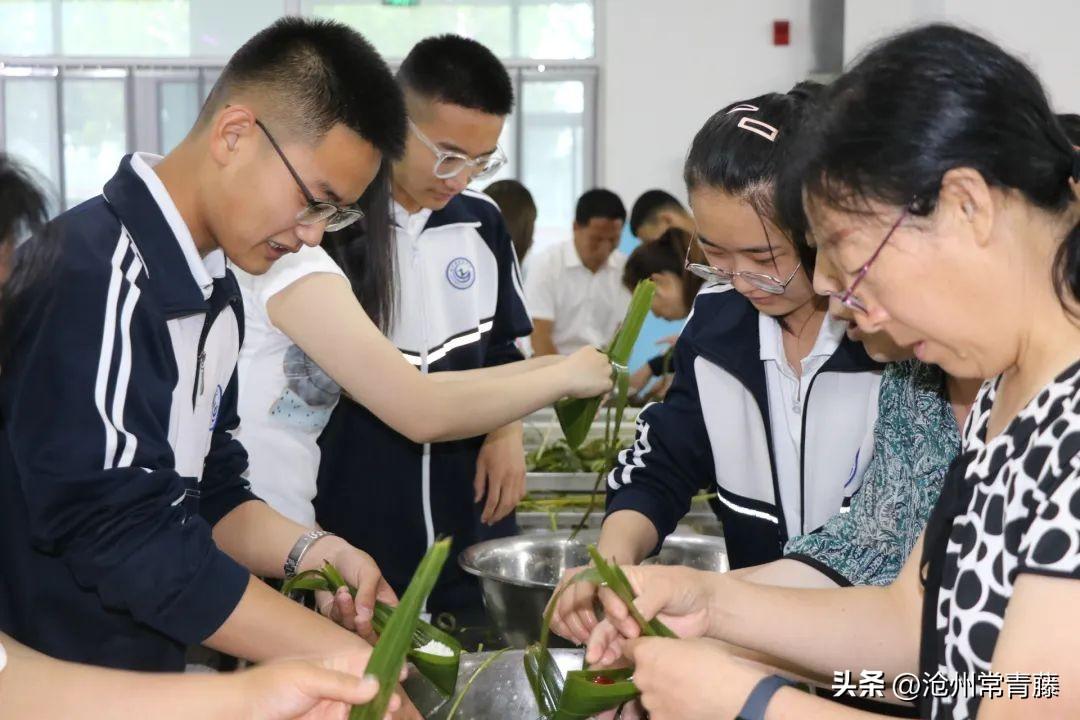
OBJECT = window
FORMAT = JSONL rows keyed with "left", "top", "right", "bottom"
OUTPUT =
{"left": 0, "top": 0, "right": 598, "bottom": 219}
{"left": 0, "top": 0, "right": 284, "bottom": 57}
{"left": 158, "top": 79, "right": 200, "bottom": 153}
{"left": 519, "top": 74, "right": 590, "bottom": 248}
{"left": 61, "top": 73, "right": 127, "bottom": 208}
{"left": 3, "top": 76, "right": 60, "bottom": 197}
{"left": 305, "top": 0, "right": 594, "bottom": 59}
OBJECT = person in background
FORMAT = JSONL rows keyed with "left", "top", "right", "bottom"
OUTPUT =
{"left": 621, "top": 227, "right": 704, "bottom": 400}
{"left": 628, "top": 188, "right": 695, "bottom": 243}
{"left": 526, "top": 188, "right": 631, "bottom": 355}
{"left": 484, "top": 178, "right": 537, "bottom": 264}
{"left": 0, "top": 148, "right": 402, "bottom": 720}
{"left": 315, "top": 35, "right": 544, "bottom": 625}
{"left": 0, "top": 19, "right": 417, "bottom": 697}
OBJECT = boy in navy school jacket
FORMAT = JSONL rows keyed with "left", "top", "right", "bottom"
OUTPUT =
{"left": 316, "top": 35, "right": 531, "bottom": 621}
{"left": 0, "top": 18, "right": 414, "bottom": 675}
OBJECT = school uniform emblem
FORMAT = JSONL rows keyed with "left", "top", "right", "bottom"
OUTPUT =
{"left": 209, "top": 384, "right": 224, "bottom": 430}
{"left": 446, "top": 257, "right": 476, "bottom": 290}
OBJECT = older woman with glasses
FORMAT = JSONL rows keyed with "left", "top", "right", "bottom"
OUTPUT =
{"left": 550, "top": 82, "right": 887, "bottom": 645}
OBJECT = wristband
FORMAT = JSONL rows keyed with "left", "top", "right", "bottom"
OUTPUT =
{"left": 284, "top": 529, "right": 334, "bottom": 579}
{"left": 736, "top": 674, "right": 796, "bottom": 720}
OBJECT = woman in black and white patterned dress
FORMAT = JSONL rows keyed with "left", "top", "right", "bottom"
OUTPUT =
{"left": 579, "top": 24, "right": 1080, "bottom": 720}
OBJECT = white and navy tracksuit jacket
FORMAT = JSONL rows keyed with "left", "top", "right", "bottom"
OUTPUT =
{"left": 315, "top": 190, "right": 531, "bottom": 615}
{"left": 606, "top": 286, "right": 884, "bottom": 569}
{"left": 0, "top": 155, "right": 257, "bottom": 670}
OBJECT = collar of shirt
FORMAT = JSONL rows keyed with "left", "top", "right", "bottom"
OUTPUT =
{"left": 758, "top": 309, "right": 846, "bottom": 376}
{"left": 392, "top": 200, "right": 434, "bottom": 238}
{"left": 129, "top": 152, "right": 223, "bottom": 300}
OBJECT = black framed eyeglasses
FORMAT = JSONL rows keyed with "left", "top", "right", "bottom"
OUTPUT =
{"left": 255, "top": 119, "right": 364, "bottom": 233}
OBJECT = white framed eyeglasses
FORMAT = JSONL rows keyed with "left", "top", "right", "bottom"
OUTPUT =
{"left": 408, "top": 119, "right": 507, "bottom": 182}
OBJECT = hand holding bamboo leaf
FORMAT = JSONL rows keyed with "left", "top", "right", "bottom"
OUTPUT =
{"left": 293, "top": 539, "right": 397, "bottom": 643}
{"left": 525, "top": 544, "right": 686, "bottom": 720}
{"left": 281, "top": 540, "right": 457, "bottom": 718}
{"left": 584, "top": 564, "right": 716, "bottom": 669}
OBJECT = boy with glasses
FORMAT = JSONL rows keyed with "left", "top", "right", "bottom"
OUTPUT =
{"left": 0, "top": 19, "right": 417, "bottom": 701}
{"left": 315, "top": 34, "right": 531, "bottom": 622}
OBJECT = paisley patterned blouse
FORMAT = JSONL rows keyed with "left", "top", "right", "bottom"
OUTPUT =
{"left": 784, "top": 360, "right": 961, "bottom": 586}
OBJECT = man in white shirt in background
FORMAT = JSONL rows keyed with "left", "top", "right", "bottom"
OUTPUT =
{"left": 525, "top": 188, "right": 631, "bottom": 355}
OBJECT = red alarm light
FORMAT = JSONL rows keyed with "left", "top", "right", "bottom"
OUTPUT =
{"left": 774, "top": 20, "right": 790, "bottom": 46}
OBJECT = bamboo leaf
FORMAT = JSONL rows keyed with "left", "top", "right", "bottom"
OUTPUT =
{"left": 281, "top": 561, "right": 464, "bottom": 698}
{"left": 524, "top": 644, "right": 565, "bottom": 718}
{"left": 350, "top": 538, "right": 452, "bottom": 720}
{"left": 280, "top": 569, "right": 332, "bottom": 596}
{"left": 586, "top": 546, "right": 677, "bottom": 639}
{"left": 445, "top": 648, "right": 511, "bottom": 720}
{"left": 373, "top": 600, "right": 463, "bottom": 696}
{"left": 321, "top": 560, "right": 348, "bottom": 592}
{"left": 610, "top": 367, "right": 631, "bottom": 450}
{"left": 555, "top": 280, "right": 655, "bottom": 450}
{"left": 608, "top": 279, "right": 656, "bottom": 366}
{"left": 526, "top": 645, "right": 639, "bottom": 720}
{"left": 524, "top": 567, "right": 609, "bottom": 718}
{"left": 557, "top": 667, "right": 639, "bottom": 720}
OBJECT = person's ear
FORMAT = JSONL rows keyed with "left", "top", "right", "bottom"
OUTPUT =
{"left": 208, "top": 104, "right": 258, "bottom": 168}
{"left": 937, "top": 166, "right": 994, "bottom": 249}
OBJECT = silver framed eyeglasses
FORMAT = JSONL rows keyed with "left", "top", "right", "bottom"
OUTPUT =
{"left": 408, "top": 119, "right": 507, "bottom": 181}
{"left": 684, "top": 232, "right": 802, "bottom": 294}
{"left": 255, "top": 119, "right": 364, "bottom": 233}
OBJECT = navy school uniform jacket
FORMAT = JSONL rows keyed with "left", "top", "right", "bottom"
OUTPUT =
{"left": 0, "top": 155, "right": 258, "bottom": 670}
{"left": 606, "top": 285, "right": 884, "bottom": 569}
{"left": 315, "top": 190, "right": 531, "bottom": 613}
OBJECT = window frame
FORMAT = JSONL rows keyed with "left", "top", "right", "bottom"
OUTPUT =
{"left": 0, "top": 0, "right": 600, "bottom": 210}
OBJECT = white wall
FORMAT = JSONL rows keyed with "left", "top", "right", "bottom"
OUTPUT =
{"left": 599, "top": 0, "right": 825, "bottom": 208}
{"left": 844, "top": 0, "right": 1080, "bottom": 113}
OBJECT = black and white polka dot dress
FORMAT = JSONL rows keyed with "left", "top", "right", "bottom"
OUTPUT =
{"left": 932, "top": 360, "right": 1080, "bottom": 719}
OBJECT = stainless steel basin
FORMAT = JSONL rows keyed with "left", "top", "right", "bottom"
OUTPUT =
{"left": 405, "top": 648, "right": 586, "bottom": 719}
{"left": 459, "top": 531, "right": 727, "bottom": 648}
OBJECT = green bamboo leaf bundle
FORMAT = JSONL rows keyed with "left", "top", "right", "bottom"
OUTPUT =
{"left": 555, "top": 279, "right": 656, "bottom": 450}
{"left": 373, "top": 600, "right": 462, "bottom": 696}
{"left": 523, "top": 566, "right": 640, "bottom": 719}
{"left": 279, "top": 542, "right": 453, "bottom": 718}
{"left": 525, "top": 644, "right": 639, "bottom": 720}
{"left": 526, "top": 648, "right": 638, "bottom": 720}
{"left": 281, "top": 557, "right": 463, "bottom": 698}
{"left": 350, "top": 538, "right": 451, "bottom": 720}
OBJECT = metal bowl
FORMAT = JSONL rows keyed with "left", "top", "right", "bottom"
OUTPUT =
{"left": 459, "top": 531, "right": 727, "bottom": 648}
{"left": 405, "top": 648, "right": 586, "bottom": 719}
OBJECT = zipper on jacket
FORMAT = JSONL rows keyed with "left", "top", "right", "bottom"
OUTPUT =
{"left": 411, "top": 230, "right": 436, "bottom": 553}
{"left": 196, "top": 350, "right": 206, "bottom": 397}
{"left": 190, "top": 294, "right": 240, "bottom": 407}
{"left": 797, "top": 372, "right": 822, "bottom": 537}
